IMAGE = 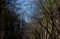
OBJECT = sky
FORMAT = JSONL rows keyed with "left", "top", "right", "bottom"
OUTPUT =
{"left": 6, "top": 0, "right": 45, "bottom": 22}
{"left": 16, "top": 0, "right": 39, "bottom": 22}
